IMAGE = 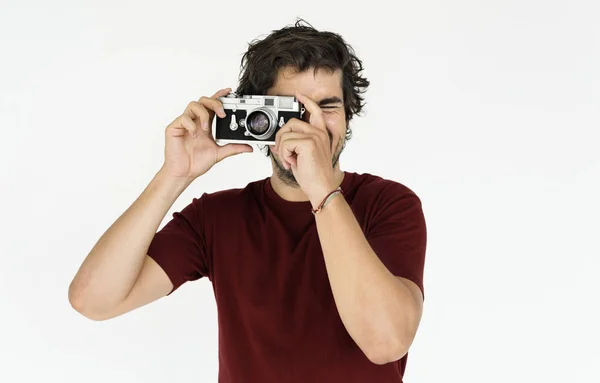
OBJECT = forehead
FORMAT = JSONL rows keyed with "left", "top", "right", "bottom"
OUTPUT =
{"left": 267, "top": 66, "right": 343, "bottom": 99}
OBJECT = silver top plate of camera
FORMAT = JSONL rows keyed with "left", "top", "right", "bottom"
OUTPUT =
{"left": 220, "top": 93, "right": 302, "bottom": 112}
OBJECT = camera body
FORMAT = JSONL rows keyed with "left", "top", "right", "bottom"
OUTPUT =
{"left": 214, "top": 92, "right": 305, "bottom": 145}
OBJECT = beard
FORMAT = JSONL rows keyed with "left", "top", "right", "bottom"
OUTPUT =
{"left": 270, "top": 130, "right": 345, "bottom": 188}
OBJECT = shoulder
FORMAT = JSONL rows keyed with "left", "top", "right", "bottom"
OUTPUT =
{"left": 349, "top": 173, "right": 427, "bottom": 242}
{"left": 349, "top": 171, "right": 422, "bottom": 207}
{"left": 180, "top": 178, "right": 265, "bottom": 229}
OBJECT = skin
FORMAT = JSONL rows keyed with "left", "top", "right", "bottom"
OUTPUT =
{"left": 67, "top": 88, "right": 253, "bottom": 320}
{"left": 268, "top": 67, "right": 346, "bottom": 203}
{"left": 268, "top": 68, "right": 344, "bottom": 190}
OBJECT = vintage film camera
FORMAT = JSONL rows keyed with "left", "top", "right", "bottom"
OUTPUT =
{"left": 213, "top": 92, "right": 305, "bottom": 145}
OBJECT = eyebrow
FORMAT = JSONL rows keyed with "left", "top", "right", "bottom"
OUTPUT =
{"left": 317, "top": 96, "right": 343, "bottom": 107}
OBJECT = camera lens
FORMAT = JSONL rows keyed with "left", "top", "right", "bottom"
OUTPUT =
{"left": 244, "top": 107, "right": 277, "bottom": 140}
{"left": 246, "top": 111, "right": 270, "bottom": 135}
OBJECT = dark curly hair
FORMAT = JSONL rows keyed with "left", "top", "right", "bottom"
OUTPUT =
{"left": 235, "top": 18, "right": 370, "bottom": 154}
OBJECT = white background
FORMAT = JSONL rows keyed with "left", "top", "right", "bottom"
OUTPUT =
{"left": 1, "top": 0, "right": 598, "bottom": 382}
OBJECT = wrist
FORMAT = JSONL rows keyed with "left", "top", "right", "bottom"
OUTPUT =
{"left": 308, "top": 183, "right": 337, "bottom": 209}
{"left": 153, "top": 167, "right": 194, "bottom": 199}
{"left": 309, "top": 185, "right": 343, "bottom": 214}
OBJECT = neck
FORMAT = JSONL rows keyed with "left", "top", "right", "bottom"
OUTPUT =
{"left": 269, "top": 165, "right": 345, "bottom": 202}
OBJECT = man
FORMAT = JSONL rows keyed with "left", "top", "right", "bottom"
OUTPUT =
{"left": 68, "top": 19, "right": 427, "bottom": 383}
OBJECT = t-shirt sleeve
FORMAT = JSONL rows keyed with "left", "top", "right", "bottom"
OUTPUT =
{"left": 147, "top": 194, "right": 210, "bottom": 295}
{"left": 365, "top": 187, "right": 427, "bottom": 299}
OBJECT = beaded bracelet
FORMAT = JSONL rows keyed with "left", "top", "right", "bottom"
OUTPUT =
{"left": 311, "top": 187, "right": 343, "bottom": 215}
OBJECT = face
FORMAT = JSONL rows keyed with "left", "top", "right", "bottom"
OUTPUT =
{"left": 267, "top": 66, "right": 347, "bottom": 187}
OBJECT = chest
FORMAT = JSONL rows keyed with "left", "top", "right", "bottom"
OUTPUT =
{"left": 210, "top": 213, "right": 350, "bottom": 342}
{"left": 212, "top": 213, "right": 330, "bottom": 302}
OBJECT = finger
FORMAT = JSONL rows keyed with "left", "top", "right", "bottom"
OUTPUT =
{"left": 294, "top": 91, "right": 326, "bottom": 131}
{"left": 210, "top": 87, "right": 232, "bottom": 99}
{"left": 281, "top": 142, "right": 298, "bottom": 169}
{"left": 216, "top": 143, "right": 253, "bottom": 162}
{"left": 281, "top": 142, "right": 299, "bottom": 169}
{"left": 166, "top": 114, "right": 197, "bottom": 138}
{"left": 199, "top": 96, "right": 227, "bottom": 120}
{"left": 279, "top": 137, "right": 316, "bottom": 169}
{"left": 273, "top": 131, "right": 312, "bottom": 155}
{"left": 275, "top": 118, "right": 327, "bottom": 152}
{"left": 185, "top": 101, "right": 211, "bottom": 132}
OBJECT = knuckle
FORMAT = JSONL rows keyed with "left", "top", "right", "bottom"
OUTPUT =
{"left": 173, "top": 114, "right": 186, "bottom": 123}
{"left": 200, "top": 96, "right": 222, "bottom": 111}
{"left": 200, "top": 95, "right": 212, "bottom": 104}
{"left": 192, "top": 103, "right": 208, "bottom": 117}
{"left": 276, "top": 126, "right": 288, "bottom": 136}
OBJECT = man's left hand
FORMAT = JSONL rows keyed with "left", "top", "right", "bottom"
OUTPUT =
{"left": 271, "top": 91, "right": 337, "bottom": 208}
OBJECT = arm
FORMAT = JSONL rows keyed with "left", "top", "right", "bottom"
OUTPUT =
{"left": 68, "top": 89, "right": 251, "bottom": 321}
{"left": 68, "top": 167, "right": 191, "bottom": 320}
{"left": 314, "top": 194, "right": 425, "bottom": 365}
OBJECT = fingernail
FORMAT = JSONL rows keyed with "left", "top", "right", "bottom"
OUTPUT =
{"left": 202, "top": 122, "right": 208, "bottom": 130}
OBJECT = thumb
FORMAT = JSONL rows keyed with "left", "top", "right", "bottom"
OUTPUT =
{"left": 216, "top": 144, "right": 253, "bottom": 162}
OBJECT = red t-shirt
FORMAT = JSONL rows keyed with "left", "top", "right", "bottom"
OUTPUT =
{"left": 147, "top": 171, "right": 427, "bottom": 382}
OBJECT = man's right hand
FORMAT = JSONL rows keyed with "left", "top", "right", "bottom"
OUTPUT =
{"left": 161, "top": 87, "right": 253, "bottom": 181}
